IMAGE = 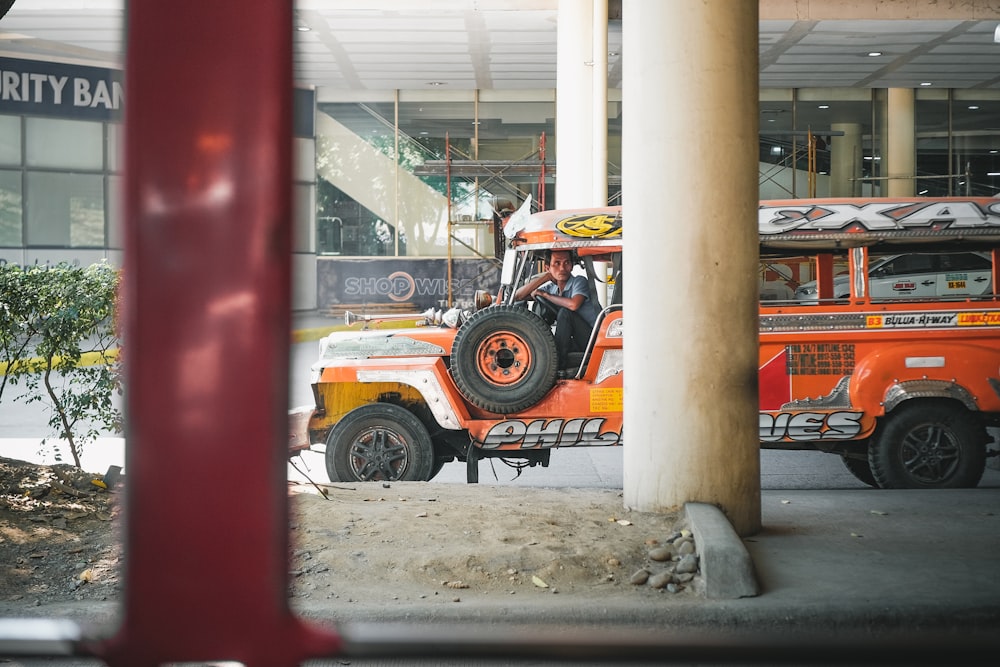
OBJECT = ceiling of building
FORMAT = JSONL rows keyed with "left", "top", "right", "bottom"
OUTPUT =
{"left": 2, "top": 1, "right": 1000, "bottom": 91}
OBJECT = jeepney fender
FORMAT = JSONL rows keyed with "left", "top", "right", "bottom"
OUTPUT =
{"left": 354, "top": 357, "right": 467, "bottom": 431}
{"left": 882, "top": 379, "right": 977, "bottom": 413}
{"left": 850, "top": 342, "right": 1000, "bottom": 415}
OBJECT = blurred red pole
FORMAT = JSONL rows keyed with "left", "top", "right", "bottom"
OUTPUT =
{"left": 91, "top": 1, "right": 341, "bottom": 664}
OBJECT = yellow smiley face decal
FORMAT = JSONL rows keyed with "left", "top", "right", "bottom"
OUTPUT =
{"left": 555, "top": 213, "right": 622, "bottom": 238}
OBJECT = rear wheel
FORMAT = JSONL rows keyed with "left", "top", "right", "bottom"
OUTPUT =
{"left": 868, "top": 402, "right": 986, "bottom": 489}
{"left": 325, "top": 403, "right": 434, "bottom": 482}
{"left": 840, "top": 454, "right": 878, "bottom": 488}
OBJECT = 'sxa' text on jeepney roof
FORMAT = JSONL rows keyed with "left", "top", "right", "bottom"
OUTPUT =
{"left": 759, "top": 200, "right": 1000, "bottom": 240}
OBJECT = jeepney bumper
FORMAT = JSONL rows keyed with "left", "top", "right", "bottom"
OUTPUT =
{"left": 287, "top": 404, "right": 315, "bottom": 457}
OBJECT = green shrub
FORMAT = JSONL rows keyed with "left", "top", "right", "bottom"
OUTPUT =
{"left": 0, "top": 261, "right": 123, "bottom": 467}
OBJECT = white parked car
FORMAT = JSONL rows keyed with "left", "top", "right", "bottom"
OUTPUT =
{"left": 793, "top": 251, "right": 992, "bottom": 301}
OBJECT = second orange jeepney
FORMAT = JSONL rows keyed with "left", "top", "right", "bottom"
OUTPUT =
{"left": 295, "top": 197, "right": 1000, "bottom": 488}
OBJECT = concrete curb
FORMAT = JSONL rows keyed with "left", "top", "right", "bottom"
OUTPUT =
{"left": 684, "top": 502, "right": 759, "bottom": 599}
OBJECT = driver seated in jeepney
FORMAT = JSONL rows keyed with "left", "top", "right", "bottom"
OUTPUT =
{"left": 514, "top": 249, "right": 600, "bottom": 374}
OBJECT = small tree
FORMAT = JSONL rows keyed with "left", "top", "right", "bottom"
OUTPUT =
{"left": 0, "top": 261, "right": 123, "bottom": 468}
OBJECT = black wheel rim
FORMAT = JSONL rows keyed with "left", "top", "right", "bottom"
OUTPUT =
{"left": 349, "top": 426, "right": 409, "bottom": 481}
{"left": 899, "top": 423, "right": 961, "bottom": 484}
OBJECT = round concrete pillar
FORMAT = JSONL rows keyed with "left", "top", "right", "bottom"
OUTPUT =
{"left": 622, "top": 0, "right": 761, "bottom": 535}
{"left": 830, "top": 122, "right": 862, "bottom": 197}
{"left": 556, "top": 0, "right": 595, "bottom": 207}
{"left": 886, "top": 88, "right": 916, "bottom": 197}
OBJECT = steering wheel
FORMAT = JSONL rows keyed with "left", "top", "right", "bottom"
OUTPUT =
{"left": 532, "top": 293, "right": 560, "bottom": 324}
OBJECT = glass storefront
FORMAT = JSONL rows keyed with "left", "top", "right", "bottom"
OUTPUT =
{"left": 4, "top": 86, "right": 999, "bottom": 263}
{"left": 759, "top": 87, "right": 1000, "bottom": 201}
{"left": 316, "top": 90, "right": 556, "bottom": 259}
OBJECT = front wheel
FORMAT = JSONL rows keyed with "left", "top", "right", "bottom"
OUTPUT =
{"left": 325, "top": 403, "right": 434, "bottom": 482}
{"left": 868, "top": 402, "right": 986, "bottom": 489}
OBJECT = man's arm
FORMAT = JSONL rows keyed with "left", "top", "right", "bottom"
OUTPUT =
{"left": 514, "top": 272, "right": 552, "bottom": 301}
{"left": 548, "top": 275, "right": 588, "bottom": 312}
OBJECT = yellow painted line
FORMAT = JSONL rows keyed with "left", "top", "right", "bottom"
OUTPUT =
{"left": 2, "top": 324, "right": 392, "bottom": 375}
{"left": 0, "top": 349, "right": 120, "bottom": 376}
{"left": 292, "top": 326, "right": 340, "bottom": 344}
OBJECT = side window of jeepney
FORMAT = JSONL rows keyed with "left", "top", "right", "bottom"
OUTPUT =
{"left": 759, "top": 255, "right": 857, "bottom": 305}
{"left": 511, "top": 253, "right": 545, "bottom": 302}
{"left": 759, "top": 257, "right": 806, "bottom": 303}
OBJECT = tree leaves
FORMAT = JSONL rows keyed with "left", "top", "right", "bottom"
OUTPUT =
{"left": 0, "top": 261, "right": 123, "bottom": 467}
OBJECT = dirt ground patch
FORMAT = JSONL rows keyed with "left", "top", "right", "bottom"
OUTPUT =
{"left": 0, "top": 456, "right": 699, "bottom": 618}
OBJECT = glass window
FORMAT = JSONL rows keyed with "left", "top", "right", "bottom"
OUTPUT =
{"left": 107, "top": 122, "right": 124, "bottom": 173}
{"left": 875, "top": 254, "right": 935, "bottom": 276}
{"left": 107, "top": 174, "right": 123, "bottom": 250}
{"left": 477, "top": 91, "right": 555, "bottom": 215}
{"left": 942, "top": 252, "right": 991, "bottom": 272}
{"left": 951, "top": 90, "right": 1000, "bottom": 197}
{"left": 758, "top": 89, "right": 796, "bottom": 199}
{"left": 25, "top": 172, "right": 105, "bottom": 247}
{"left": 608, "top": 88, "right": 622, "bottom": 205}
{"left": 0, "top": 116, "right": 20, "bottom": 166}
{"left": 760, "top": 88, "right": 879, "bottom": 200}
{"left": 913, "top": 89, "right": 951, "bottom": 196}
{"left": 397, "top": 94, "right": 474, "bottom": 257}
{"left": 292, "top": 182, "right": 314, "bottom": 254}
{"left": 315, "top": 92, "right": 479, "bottom": 257}
{"left": 26, "top": 118, "right": 103, "bottom": 170}
{"left": 0, "top": 169, "right": 22, "bottom": 247}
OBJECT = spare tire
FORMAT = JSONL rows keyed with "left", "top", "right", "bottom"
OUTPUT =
{"left": 450, "top": 305, "right": 558, "bottom": 414}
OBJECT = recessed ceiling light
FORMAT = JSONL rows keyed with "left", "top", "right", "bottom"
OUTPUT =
{"left": 427, "top": 81, "right": 446, "bottom": 86}
{"left": 968, "top": 105, "right": 981, "bottom": 110}
{"left": 920, "top": 82, "right": 932, "bottom": 86}
{"left": 295, "top": 25, "right": 310, "bottom": 32}
{"left": 608, "top": 52, "right": 619, "bottom": 57}
{"left": 867, "top": 51, "right": 883, "bottom": 57}
{"left": 818, "top": 105, "right": 830, "bottom": 109}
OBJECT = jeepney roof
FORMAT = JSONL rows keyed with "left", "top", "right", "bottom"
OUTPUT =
{"left": 506, "top": 198, "right": 1000, "bottom": 255}
{"left": 507, "top": 206, "right": 622, "bottom": 254}
{"left": 759, "top": 197, "right": 1000, "bottom": 251}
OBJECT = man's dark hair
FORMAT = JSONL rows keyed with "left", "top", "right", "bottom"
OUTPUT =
{"left": 544, "top": 249, "right": 575, "bottom": 264}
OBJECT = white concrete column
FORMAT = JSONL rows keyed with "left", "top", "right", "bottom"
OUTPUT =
{"left": 886, "top": 88, "right": 916, "bottom": 197}
{"left": 622, "top": 0, "right": 761, "bottom": 535}
{"left": 592, "top": 0, "right": 609, "bottom": 208}
{"left": 830, "top": 122, "right": 862, "bottom": 198}
{"left": 556, "top": 0, "right": 595, "bottom": 207}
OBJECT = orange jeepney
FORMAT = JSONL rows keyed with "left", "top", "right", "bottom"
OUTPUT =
{"left": 298, "top": 197, "right": 1000, "bottom": 488}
